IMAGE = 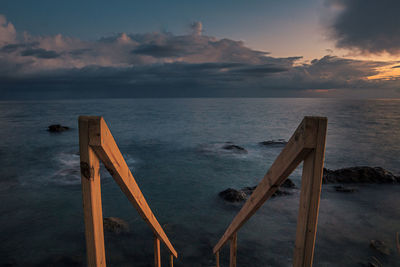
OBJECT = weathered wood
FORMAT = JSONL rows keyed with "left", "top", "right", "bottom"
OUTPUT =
{"left": 293, "top": 117, "right": 327, "bottom": 267}
{"left": 213, "top": 117, "right": 320, "bottom": 253}
{"left": 169, "top": 254, "right": 174, "bottom": 267}
{"left": 229, "top": 233, "right": 237, "bottom": 267}
{"left": 215, "top": 251, "right": 220, "bottom": 267}
{"left": 85, "top": 116, "right": 177, "bottom": 258}
{"left": 154, "top": 235, "right": 161, "bottom": 267}
{"left": 79, "top": 116, "right": 106, "bottom": 267}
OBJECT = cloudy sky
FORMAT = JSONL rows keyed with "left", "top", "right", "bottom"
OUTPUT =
{"left": 0, "top": 0, "right": 399, "bottom": 99}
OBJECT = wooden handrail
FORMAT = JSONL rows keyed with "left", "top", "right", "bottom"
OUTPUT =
{"left": 79, "top": 116, "right": 178, "bottom": 267}
{"left": 213, "top": 116, "right": 327, "bottom": 267}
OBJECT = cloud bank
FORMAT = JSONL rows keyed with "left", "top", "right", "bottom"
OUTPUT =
{"left": 326, "top": 0, "right": 400, "bottom": 55}
{"left": 0, "top": 14, "right": 398, "bottom": 99}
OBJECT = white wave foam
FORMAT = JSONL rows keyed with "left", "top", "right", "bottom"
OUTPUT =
{"left": 52, "top": 152, "right": 138, "bottom": 185}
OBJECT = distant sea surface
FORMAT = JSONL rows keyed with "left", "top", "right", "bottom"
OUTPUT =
{"left": 0, "top": 98, "right": 399, "bottom": 266}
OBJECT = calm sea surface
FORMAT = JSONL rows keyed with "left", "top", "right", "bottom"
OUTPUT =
{"left": 0, "top": 98, "right": 399, "bottom": 266}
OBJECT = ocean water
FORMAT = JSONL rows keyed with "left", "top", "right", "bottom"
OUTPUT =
{"left": 0, "top": 98, "right": 399, "bottom": 266}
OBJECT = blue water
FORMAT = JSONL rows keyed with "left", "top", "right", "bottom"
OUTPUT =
{"left": 0, "top": 98, "right": 399, "bottom": 266}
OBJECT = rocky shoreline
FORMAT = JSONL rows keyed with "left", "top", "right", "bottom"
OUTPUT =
{"left": 219, "top": 166, "right": 399, "bottom": 202}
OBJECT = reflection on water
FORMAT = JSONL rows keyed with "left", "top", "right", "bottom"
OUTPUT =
{"left": 0, "top": 98, "right": 399, "bottom": 266}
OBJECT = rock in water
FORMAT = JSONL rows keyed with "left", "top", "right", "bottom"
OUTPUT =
{"left": 259, "top": 139, "right": 287, "bottom": 146}
{"left": 333, "top": 185, "right": 357, "bottom": 193}
{"left": 240, "top": 178, "right": 295, "bottom": 197}
{"left": 219, "top": 188, "right": 247, "bottom": 202}
{"left": 323, "top": 166, "right": 399, "bottom": 184}
{"left": 221, "top": 144, "right": 248, "bottom": 154}
{"left": 281, "top": 178, "right": 296, "bottom": 188}
{"left": 103, "top": 217, "right": 130, "bottom": 234}
{"left": 48, "top": 124, "right": 70, "bottom": 132}
{"left": 370, "top": 240, "right": 391, "bottom": 255}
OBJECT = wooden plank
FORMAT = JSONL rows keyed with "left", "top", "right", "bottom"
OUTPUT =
{"left": 79, "top": 116, "right": 106, "bottom": 267}
{"left": 293, "top": 117, "right": 327, "bottom": 267}
{"left": 215, "top": 251, "right": 220, "bottom": 267}
{"left": 86, "top": 116, "right": 178, "bottom": 258}
{"left": 154, "top": 235, "right": 161, "bottom": 267}
{"left": 229, "top": 233, "right": 237, "bottom": 267}
{"left": 169, "top": 254, "right": 174, "bottom": 267}
{"left": 213, "top": 117, "right": 321, "bottom": 253}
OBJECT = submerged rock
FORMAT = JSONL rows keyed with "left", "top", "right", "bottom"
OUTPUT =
{"left": 220, "top": 178, "right": 296, "bottom": 202}
{"left": 103, "top": 217, "right": 130, "bottom": 234}
{"left": 370, "top": 240, "right": 391, "bottom": 255}
{"left": 219, "top": 188, "right": 247, "bottom": 202}
{"left": 323, "top": 166, "right": 399, "bottom": 184}
{"left": 333, "top": 185, "right": 357, "bottom": 193}
{"left": 48, "top": 124, "right": 70, "bottom": 132}
{"left": 221, "top": 144, "right": 247, "bottom": 153}
{"left": 259, "top": 139, "right": 287, "bottom": 146}
{"left": 281, "top": 178, "right": 296, "bottom": 188}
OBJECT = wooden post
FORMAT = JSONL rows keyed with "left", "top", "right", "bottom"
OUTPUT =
{"left": 154, "top": 235, "right": 161, "bottom": 267}
{"left": 215, "top": 251, "right": 220, "bottom": 267}
{"left": 229, "top": 233, "right": 237, "bottom": 267}
{"left": 293, "top": 118, "right": 327, "bottom": 267}
{"left": 79, "top": 116, "right": 106, "bottom": 267}
{"left": 169, "top": 254, "right": 174, "bottom": 267}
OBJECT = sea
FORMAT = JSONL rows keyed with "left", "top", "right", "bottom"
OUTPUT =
{"left": 0, "top": 98, "right": 399, "bottom": 266}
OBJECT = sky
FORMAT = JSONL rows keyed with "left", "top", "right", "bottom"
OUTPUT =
{"left": 0, "top": 0, "right": 399, "bottom": 99}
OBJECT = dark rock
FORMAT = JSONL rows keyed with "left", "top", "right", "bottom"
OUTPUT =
{"left": 333, "top": 185, "right": 357, "bottom": 193}
{"left": 323, "top": 166, "right": 400, "bottom": 184}
{"left": 272, "top": 188, "right": 292, "bottom": 197}
{"left": 370, "top": 240, "right": 391, "bottom": 255}
{"left": 220, "top": 178, "right": 296, "bottom": 202}
{"left": 219, "top": 188, "right": 247, "bottom": 202}
{"left": 241, "top": 186, "right": 256, "bottom": 195}
{"left": 103, "top": 217, "right": 130, "bottom": 234}
{"left": 221, "top": 144, "right": 247, "bottom": 153}
{"left": 281, "top": 178, "right": 296, "bottom": 188}
{"left": 259, "top": 139, "right": 287, "bottom": 146}
{"left": 48, "top": 124, "right": 70, "bottom": 132}
{"left": 240, "top": 178, "right": 295, "bottom": 198}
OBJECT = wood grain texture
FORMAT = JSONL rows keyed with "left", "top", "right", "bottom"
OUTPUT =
{"left": 86, "top": 116, "right": 177, "bottom": 258}
{"left": 213, "top": 117, "right": 320, "bottom": 253}
{"left": 154, "top": 235, "right": 161, "bottom": 267}
{"left": 293, "top": 117, "right": 327, "bottom": 267}
{"left": 79, "top": 116, "right": 106, "bottom": 267}
{"left": 229, "top": 233, "right": 237, "bottom": 267}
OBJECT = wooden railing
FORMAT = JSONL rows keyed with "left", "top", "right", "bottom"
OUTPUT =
{"left": 79, "top": 116, "right": 178, "bottom": 267}
{"left": 213, "top": 116, "right": 327, "bottom": 267}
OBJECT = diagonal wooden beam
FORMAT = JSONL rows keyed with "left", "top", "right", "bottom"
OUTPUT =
{"left": 80, "top": 116, "right": 178, "bottom": 258}
{"left": 213, "top": 117, "right": 322, "bottom": 254}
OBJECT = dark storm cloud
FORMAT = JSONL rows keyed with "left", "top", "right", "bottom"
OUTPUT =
{"left": 231, "top": 65, "right": 288, "bottom": 76}
{"left": 20, "top": 48, "right": 60, "bottom": 59}
{"left": 2, "top": 56, "right": 397, "bottom": 100}
{"left": 132, "top": 44, "right": 183, "bottom": 58}
{"left": 326, "top": 0, "right": 400, "bottom": 54}
{"left": 1, "top": 42, "right": 39, "bottom": 53}
{"left": 0, "top": 14, "right": 399, "bottom": 99}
